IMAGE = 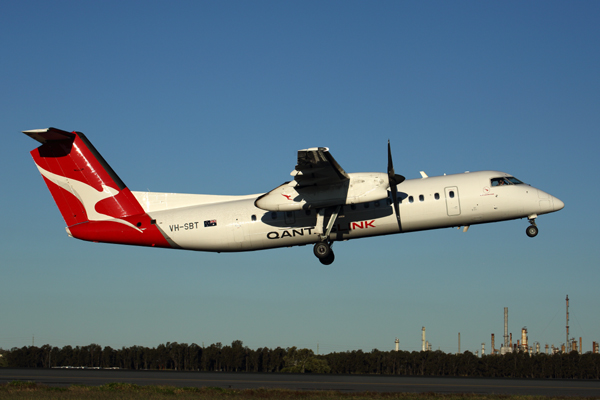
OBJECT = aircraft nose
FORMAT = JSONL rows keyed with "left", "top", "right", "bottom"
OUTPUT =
{"left": 552, "top": 196, "right": 565, "bottom": 211}
{"left": 537, "top": 190, "right": 564, "bottom": 214}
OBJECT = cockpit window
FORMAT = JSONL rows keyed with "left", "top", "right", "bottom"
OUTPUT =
{"left": 491, "top": 176, "right": 524, "bottom": 186}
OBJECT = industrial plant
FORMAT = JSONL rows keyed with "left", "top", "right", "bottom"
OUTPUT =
{"left": 401, "top": 295, "right": 599, "bottom": 355}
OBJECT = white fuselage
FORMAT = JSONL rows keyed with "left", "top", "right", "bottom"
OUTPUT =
{"left": 131, "top": 170, "right": 563, "bottom": 253}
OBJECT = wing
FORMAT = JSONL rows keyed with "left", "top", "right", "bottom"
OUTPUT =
{"left": 255, "top": 147, "right": 350, "bottom": 212}
{"left": 292, "top": 147, "right": 349, "bottom": 186}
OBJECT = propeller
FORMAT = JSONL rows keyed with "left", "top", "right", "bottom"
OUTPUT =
{"left": 387, "top": 140, "right": 405, "bottom": 231}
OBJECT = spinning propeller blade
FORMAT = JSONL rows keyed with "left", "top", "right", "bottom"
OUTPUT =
{"left": 387, "top": 140, "right": 405, "bottom": 231}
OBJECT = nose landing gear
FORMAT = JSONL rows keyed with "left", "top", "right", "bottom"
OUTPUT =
{"left": 526, "top": 216, "right": 539, "bottom": 238}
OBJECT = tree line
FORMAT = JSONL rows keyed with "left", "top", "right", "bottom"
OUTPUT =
{"left": 2, "top": 341, "right": 600, "bottom": 379}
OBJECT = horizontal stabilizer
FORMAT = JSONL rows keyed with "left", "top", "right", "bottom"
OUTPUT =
{"left": 23, "top": 128, "right": 75, "bottom": 144}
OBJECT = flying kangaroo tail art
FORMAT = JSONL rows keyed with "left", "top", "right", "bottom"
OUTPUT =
{"left": 25, "top": 128, "right": 172, "bottom": 248}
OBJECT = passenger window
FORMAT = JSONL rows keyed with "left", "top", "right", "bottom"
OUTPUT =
{"left": 271, "top": 212, "right": 277, "bottom": 220}
{"left": 351, "top": 204, "right": 357, "bottom": 210}
{"left": 419, "top": 195, "right": 424, "bottom": 202}
{"left": 409, "top": 196, "right": 414, "bottom": 203}
{"left": 435, "top": 193, "right": 440, "bottom": 200}
{"left": 374, "top": 201, "right": 380, "bottom": 207}
{"left": 251, "top": 215, "right": 256, "bottom": 222}
{"left": 449, "top": 191, "right": 455, "bottom": 198}
{"left": 364, "top": 202, "right": 370, "bottom": 209}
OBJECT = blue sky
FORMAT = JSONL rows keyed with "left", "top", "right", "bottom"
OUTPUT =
{"left": 2, "top": 0, "right": 599, "bottom": 355}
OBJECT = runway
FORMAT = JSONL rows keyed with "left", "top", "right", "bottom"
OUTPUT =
{"left": 1, "top": 369, "right": 600, "bottom": 396}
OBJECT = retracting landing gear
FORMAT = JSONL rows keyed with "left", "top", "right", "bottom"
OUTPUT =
{"left": 526, "top": 215, "right": 539, "bottom": 238}
{"left": 313, "top": 205, "right": 341, "bottom": 265}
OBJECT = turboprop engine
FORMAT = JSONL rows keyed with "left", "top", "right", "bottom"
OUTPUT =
{"left": 255, "top": 172, "right": 390, "bottom": 212}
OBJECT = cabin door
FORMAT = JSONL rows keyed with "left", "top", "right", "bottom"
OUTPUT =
{"left": 445, "top": 187, "right": 461, "bottom": 216}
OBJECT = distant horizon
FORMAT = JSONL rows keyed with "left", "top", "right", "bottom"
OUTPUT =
{"left": 5, "top": 338, "right": 598, "bottom": 356}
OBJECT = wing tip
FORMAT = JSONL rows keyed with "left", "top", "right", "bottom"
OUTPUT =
{"left": 299, "top": 147, "right": 329, "bottom": 152}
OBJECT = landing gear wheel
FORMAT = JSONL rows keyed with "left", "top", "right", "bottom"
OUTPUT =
{"left": 526, "top": 225, "right": 539, "bottom": 238}
{"left": 313, "top": 241, "right": 331, "bottom": 259}
{"left": 319, "top": 251, "right": 335, "bottom": 265}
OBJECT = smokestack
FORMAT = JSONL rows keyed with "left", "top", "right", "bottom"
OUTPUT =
{"left": 395, "top": 338, "right": 399, "bottom": 352}
{"left": 510, "top": 333, "right": 513, "bottom": 347}
{"left": 521, "top": 327, "right": 528, "bottom": 352}
{"left": 491, "top": 333, "right": 495, "bottom": 355}
{"left": 458, "top": 332, "right": 461, "bottom": 354}
{"left": 580, "top": 337, "right": 582, "bottom": 354}
{"left": 504, "top": 307, "right": 509, "bottom": 348}
{"left": 422, "top": 327, "right": 425, "bottom": 352}
{"left": 481, "top": 343, "right": 485, "bottom": 356}
{"left": 566, "top": 295, "right": 570, "bottom": 352}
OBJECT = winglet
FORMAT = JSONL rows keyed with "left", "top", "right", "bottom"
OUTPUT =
{"left": 420, "top": 171, "right": 428, "bottom": 178}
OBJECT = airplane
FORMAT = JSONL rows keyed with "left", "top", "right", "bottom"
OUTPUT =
{"left": 24, "top": 127, "right": 564, "bottom": 265}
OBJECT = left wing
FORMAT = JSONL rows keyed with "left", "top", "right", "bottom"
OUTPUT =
{"left": 255, "top": 147, "right": 350, "bottom": 212}
{"left": 292, "top": 147, "right": 349, "bottom": 187}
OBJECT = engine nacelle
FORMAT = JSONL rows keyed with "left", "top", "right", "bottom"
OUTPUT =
{"left": 255, "top": 172, "right": 390, "bottom": 212}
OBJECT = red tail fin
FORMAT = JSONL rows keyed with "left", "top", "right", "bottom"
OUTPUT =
{"left": 25, "top": 128, "right": 171, "bottom": 248}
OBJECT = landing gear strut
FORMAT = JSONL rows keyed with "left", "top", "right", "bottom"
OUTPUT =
{"left": 526, "top": 217, "right": 539, "bottom": 238}
{"left": 313, "top": 205, "right": 341, "bottom": 265}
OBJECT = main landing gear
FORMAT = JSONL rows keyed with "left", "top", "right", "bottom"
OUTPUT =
{"left": 313, "top": 205, "right": 341, "bottom": 265}
{"left": 526, "top": 215, "right": 539, "bottom": 238}
{"left": 314, "top": 241, "right": 335, "bottom": 265}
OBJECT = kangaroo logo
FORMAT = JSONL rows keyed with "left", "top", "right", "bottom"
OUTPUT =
{"left": 36, "top": 164, "right": 142, "bottom": 232}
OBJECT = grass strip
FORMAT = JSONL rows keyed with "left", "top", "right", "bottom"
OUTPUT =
{"left": 0, "top": 380, "right": 588, "bottom": 400}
